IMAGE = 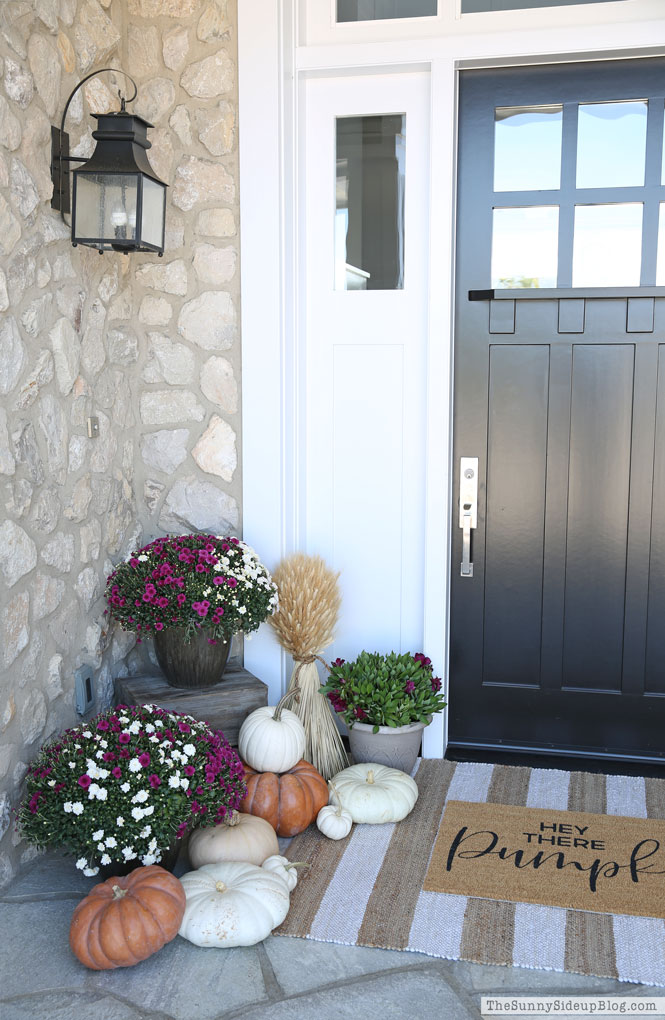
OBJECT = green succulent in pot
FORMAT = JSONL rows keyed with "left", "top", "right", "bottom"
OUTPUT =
{"left": 320, "top": 650, "right": 447, "bottom": 734}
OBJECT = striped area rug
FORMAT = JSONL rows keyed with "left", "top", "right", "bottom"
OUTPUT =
{"left": 275, "top": 759, "right": 665, "bottom": 985}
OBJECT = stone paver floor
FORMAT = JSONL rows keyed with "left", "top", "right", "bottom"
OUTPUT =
{"left": 1, "top": 852, "right": 663, "bottom": 1020}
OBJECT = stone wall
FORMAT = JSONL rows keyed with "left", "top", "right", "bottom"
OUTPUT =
{"left": 0, "top": 0, "right": 241, "bottom": 887}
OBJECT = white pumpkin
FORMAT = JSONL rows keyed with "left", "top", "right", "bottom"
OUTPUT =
{"left": 238, "top": 688, "right": 306, "bottom": 773}
{"left": 329, "top": 763, "right": 418, "bottom": 824}
{"left": 188, "top": 811, "right": 279, "bottom": 868}
{"left": 178, "top": 860, "right": 291, "bottom": 948}
{"left": 317, "top": 781, "right": 353, "bottom": 840}
{"left": 261, "top": 853, "right": 305, "bottom": 892}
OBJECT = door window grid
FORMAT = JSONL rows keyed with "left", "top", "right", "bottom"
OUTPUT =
{"left": 490, "top": 97, "right": 665, "bottom": 290}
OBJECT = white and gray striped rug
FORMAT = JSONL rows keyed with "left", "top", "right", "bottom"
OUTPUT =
{"left": 275, "top": 759, "right": 665, "bottom": 985}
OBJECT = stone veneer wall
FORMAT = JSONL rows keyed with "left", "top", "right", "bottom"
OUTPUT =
{"left": 0, "top": 0, "right": 241, "bottom": 887}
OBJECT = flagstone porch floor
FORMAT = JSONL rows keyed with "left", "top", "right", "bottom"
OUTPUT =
{"left": 1, "top": 852, "right": 663, "bottom": 1020}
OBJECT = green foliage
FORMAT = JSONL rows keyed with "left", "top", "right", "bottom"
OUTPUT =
{"left": 320, "top": 650, "right": 447, "bottom": 733}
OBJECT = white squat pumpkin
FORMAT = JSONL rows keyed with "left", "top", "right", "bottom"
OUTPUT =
{"left": 178, "top": 861, "right": 291, "bottom": 948}
{"left": 261, "top": 854, "right": 305, "bottom": 892}
{"left": 188, "top": 811, "right": 279, "bottom": 868}
{"left": 317, "top": 781, "right": 353, "bottom": 840}
{"left": 329, "top": 763, "right": 418, "bottom": 824}
{"left": 238, "top": 688, "right": 306, "bottom": 773}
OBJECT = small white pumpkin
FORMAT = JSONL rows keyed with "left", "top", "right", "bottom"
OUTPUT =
{"left": 188, "top": 810, "right": 279, "bottom": 868}
{"left": 238, "top": 688, "right": 306, "bottom": 773}
{"left": 316, "top": 781, "right": 353, "bottom": 840}
{"left": 178, "top": 860, "right": 291, "bottom": 948}
{"left": 330, "top": 763, "right": 418, "bottom": 824}
{"left": 261, "top": 854, "right": 307, "bottom": 892}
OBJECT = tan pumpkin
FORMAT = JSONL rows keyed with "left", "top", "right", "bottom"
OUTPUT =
{"left": 240, "top": 759, "right": 329, "bottom": 837}
{"left": 188, "top": 810, "right": 279, "bottom": 868}
{"left": 69, "top": 865, "right": 186, "bottom": 970}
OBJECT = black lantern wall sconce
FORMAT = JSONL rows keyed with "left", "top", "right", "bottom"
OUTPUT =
{"left": 51, "top": 68, "right": 167, "bottom": 256}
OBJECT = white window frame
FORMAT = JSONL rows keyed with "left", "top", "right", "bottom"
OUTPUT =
{"left": 239, "top": 0, "right": 665, "bottom": 752}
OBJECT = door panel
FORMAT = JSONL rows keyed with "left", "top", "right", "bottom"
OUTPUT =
{"left": 451, "top": 59, "right": 665, "bottom": 762}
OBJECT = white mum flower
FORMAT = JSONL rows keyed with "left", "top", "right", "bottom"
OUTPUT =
{"left": 138, "top": 554, "right": 148, "bottom": 562}
{"left": 148, "top": 837, "right": 158, "bottom": 852}
{"left": 168, "top": 775, "right": 180, "bottom": 789}
{"left": 143, "top": 805, "right": 155, "bottom": 816}
{"left": 141, "top": 854, "right": 157, "bottom": 866}
{"left": 131, "top": 807, "right": 145, "bottom": 821}
{"left": 129, "top": 721, "right": 141, "bottom": 735}
{"left": 145, "top": 724, "right": 155, "bottom": 734}
{"left": 128, "top": 758, "right": 142, "bottom": 773}
{"left": 183, "top": 744, "right": 196, "bottom": 756}
{"left": 120, "top": 782, "right": 130, "bottom": 793}
{"left": 69, "top": 762, "right": 76, "bottom": 768}
{"left": 72, "top": 802, "right": 84, "bottom": 815}
{"left": 140, "top": 825, "right": 152, "bottom": 838}
{"left": 76, "top": 858, "right": 87, "bottom": 870}
{"left": 117, "top": 816, "right": 125, "bottom": 827}
{"left": 92, "top": 829, "right": 104, "bottom": 841}
{"left": 48, "top": 779, "right": 56, "bottom": 787}
{"left": 132, "top": 790, "right": 149, "bottom": 803}
{"left": 99, "top": 739, "right": 108, "bottom": 749}
{"left": 122, "top": 847, "right": 137, "bottom": 861}
{"left": 97, "top": 842, "right": 106, "bottom": 852}
{"left": 63, "top": 802, "right": 73, "bottom": 813}
{"left": 180, "top": 778, "right": 189, "bottom": 790}
{"left": 105, "top": 836, "right": 117, "bottom": 848}
{"left": 83, "top": 867, "right": 100, "bottom": 877}
{"left": 82, "top": 731, "right": 92, "bottom": 739}
{"left": 100, "top": 853, "right": 111, "bottom": 866}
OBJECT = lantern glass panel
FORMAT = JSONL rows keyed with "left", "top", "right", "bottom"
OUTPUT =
{"left": 141, "top": 177, "right": 165, "bottom": 248}
{"left": 75, "top": 173, "right": 138, "bottom": 242}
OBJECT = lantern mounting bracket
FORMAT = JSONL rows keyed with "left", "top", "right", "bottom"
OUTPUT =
{"left": 50, "top": 68, "right": 138, "bottom": 221}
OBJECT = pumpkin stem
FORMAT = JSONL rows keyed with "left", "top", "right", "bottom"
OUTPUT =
{"left": 273, "top": 687, "right": 301, "bottom": 721}
{"left": 215, "top": 881, "right": 227, "bottom": 893}
{"left": 226, "top": 810, "right": 240, "bottom": 827}
{"left": 328, "top": 780, "right": 343, "bottom": 815}
{"left": 285, "top": 861, "right": 311, "bottom": 870}
{"left": 111, "top": 885, "right": 128, "bottom": 900}
{"left": 366, "top": 770, "right": 375, "bottom": 785}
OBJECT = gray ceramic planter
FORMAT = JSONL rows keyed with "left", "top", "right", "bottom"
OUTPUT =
{"left": 347, "top": 719, "right": 428, "bottom": 774}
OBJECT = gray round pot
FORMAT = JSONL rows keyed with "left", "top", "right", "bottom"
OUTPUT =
{"left": 347, "top": 719, "right": 428, "bottom": 774}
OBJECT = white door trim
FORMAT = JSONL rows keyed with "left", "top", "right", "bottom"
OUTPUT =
{"left": 238, "top": 0, "right": 665, "bottom": 747}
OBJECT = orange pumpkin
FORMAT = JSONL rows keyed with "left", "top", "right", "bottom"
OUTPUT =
{"left": 240, "top": 759, "right": 329, "bottom": 837}
{"left": 69, "top": 865, "right": 186, "bottom": 970}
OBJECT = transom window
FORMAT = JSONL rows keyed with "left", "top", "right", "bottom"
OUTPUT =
{"left": 463, "top": 0, "right": 626, "bottom": 11}
{"left": 337, "top": 0, "right": 436, "bottom": 21}
{"left": 491, "top": 98, "right": 665, "bottom": 289}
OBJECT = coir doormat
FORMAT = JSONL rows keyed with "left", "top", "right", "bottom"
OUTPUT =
{"left": 276, "top": 759, "right": 665, "bottom": 985}
{"left": 424, "top": 799, "right": 665, "bottom": 919}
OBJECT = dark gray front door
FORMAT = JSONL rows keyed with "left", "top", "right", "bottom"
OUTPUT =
{"left": 450, "top": 58, "right": 665, "bottom": 764}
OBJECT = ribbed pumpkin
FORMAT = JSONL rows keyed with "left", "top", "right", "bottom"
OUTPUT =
{"left": 240, "top": 759, "right": 328, "bottom": 837}
{"left": 69, "top": 865, "right": 186, "bottom": 970}
{"left": 188, "top": 810, "right": 279, "bottom": 868}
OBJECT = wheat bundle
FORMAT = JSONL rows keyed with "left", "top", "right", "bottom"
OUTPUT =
{"left": 269, "top": 553, "right": 348, "bottom": 779}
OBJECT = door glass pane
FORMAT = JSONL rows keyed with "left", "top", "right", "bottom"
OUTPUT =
{"left": 657, "top": 204, "right": 665, "bottom": 286}
{"left": 572, "top": 204, "right": 643, "bottom": 287}
{"left": 337, "top": 0, "right": 436, "bottom": 21}
{"left": 662, "top": 105, "right": 665, "bottom": 185}
{"left": 576, "top": 101, "right": 648, "bottom": 189}
{"left": 491, "top": 206, "right": 559, "bottom": 289}
{"left": 335, "top": 115, "right": 405, "bottom": 291}
{"left": 494, "top": 106, "right": 562, "bottom": 192}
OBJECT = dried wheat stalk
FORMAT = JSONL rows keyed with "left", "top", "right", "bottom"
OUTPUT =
{"left": 269, "top": 553, "right": 348, "bottom": 779}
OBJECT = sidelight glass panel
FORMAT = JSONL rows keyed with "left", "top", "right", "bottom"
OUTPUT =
{"left": 491, "top": 206, "right": 559, "bottom": 289}
{"left": 337, "top": 0, "right": 436, "bottom": 21}
{"left": 572, "top": 204, "right": 643, "bottom": 287}
{"left": 576, "top": 101, "right": 648, "bottom": 189}
{"left": 657, "top": 204, "right": 665, "bottom": 286}
{"left": 335, "top": 115, "right": 406, "bottom": 291}
{"left": 494, "top": 106, "right": 562, "bottom": 193}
